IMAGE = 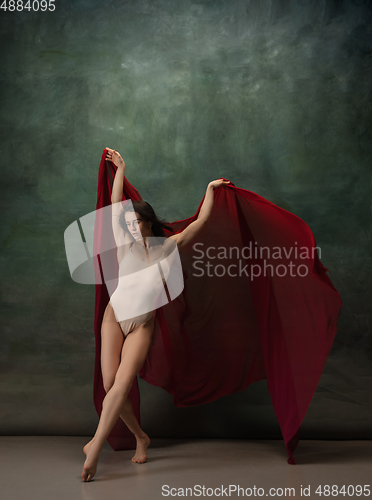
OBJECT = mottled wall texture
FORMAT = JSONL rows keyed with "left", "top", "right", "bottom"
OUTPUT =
{"left": 0, "top": 0, "right": 371, "bottom": 439}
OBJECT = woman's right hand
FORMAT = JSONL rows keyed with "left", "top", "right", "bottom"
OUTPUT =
{"left": 105, "top": 147, "right": 125, "bottom": 169}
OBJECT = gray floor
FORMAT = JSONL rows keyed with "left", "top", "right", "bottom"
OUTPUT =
{"left": 1, "top": 437, "right": 371, "bottom": 500}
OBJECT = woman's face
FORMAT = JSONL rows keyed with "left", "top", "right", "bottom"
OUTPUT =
{"left": 124, "top": 211, "right": 152, "bottom": 240}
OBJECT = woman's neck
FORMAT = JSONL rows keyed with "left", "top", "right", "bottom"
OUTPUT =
{"left": 135, "top": 233, "right": 155, "bottom": 248}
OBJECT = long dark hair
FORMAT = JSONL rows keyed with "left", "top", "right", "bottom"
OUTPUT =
{"left": 119, "top": 200, "right": 174, "bottom": 238}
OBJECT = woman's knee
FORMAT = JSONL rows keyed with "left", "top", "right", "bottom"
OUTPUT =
{"left": 103, "top": 378, "right": 115, "bottom": 394}
{"left": 112, "top": 373, "right": 136, "bottom": 396}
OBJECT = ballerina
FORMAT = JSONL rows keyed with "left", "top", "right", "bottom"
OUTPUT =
{"left": 81, "top": 147, "right": 230, "bottom": 481}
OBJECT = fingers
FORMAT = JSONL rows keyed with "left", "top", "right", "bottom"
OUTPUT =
{"left": 105, "top": 148, "right": 119, "bottom": 161}
{"left": 105, "top": 148, "right": 119, "bottom": 158}
{"left": 105, "top": 148, "right": 117, "bottom": 162}
{"left": 105, "top": 149, "right": 124, "bottom": 169}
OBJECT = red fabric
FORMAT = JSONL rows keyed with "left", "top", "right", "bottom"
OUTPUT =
{"left": 93, "top": 149, "right": 343, "bottom": 464}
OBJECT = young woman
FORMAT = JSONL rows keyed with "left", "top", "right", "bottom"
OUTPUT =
{"left": 81, "top": 148, "right": 230, "bottom": 481}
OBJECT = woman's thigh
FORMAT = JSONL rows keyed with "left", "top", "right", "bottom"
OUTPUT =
{"left": 113, "top": 317, "right": 155, "bottom": 388}
{"left": 101, "top": 302, "right": 124, "bottom": 391}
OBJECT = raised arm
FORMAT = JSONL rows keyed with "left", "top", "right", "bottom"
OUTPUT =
{"left": 105, "top": 148, "right": 132, "bottom": 261}
{"left": 169, "top": 179, "right": 231, "bottom": 250}
{"left": 108, "top": 149, "right": 126, "bottom": 204}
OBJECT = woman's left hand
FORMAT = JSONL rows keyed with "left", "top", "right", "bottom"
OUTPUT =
{"left": 208, "top": 179, "right": 231, "bottom": 189}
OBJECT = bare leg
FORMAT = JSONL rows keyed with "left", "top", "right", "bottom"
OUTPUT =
{"left": 90, "top": 303, "right": 151, "bottom": 463}
{"left": 81, "top": 318, "right": 154, "bottom": 482}
{"left": 83, "top": 398, "right": 150, "bottom": 464}
{"left": 120, "top": 396, "right": 151, "bottom": 463}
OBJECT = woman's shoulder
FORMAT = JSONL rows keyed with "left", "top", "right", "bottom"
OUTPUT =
{"left": 163, "top": 235, "right": 178, "bottom": 250}
{"left": 167, "top": 233, "right": 180, "bottom": 245}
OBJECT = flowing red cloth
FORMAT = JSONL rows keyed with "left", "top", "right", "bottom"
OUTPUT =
{"left": 93, "top": 149, "right": 342, "bottom": 464}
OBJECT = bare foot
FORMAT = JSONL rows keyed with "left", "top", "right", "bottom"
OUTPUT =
{"left": 81, "top": 439, "right": 100, "bottom": 482}
{"left": 131, "top": 433, "right": 151, "bottom": 463}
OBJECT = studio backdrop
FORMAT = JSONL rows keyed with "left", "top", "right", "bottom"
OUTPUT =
{"left": 0, "top": 0, "right": 371, "bottom": 454}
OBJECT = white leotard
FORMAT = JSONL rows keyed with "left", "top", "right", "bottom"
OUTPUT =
{"left": 109, "top": 241, "right": 170, "bottom": 336}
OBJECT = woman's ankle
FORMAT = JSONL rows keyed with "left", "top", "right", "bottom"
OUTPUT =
{"left": 135, "top": 432, "right": 148, "bottom": 440}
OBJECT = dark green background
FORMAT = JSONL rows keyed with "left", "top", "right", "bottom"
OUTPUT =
{"left": 0, "top": 0, "right": 371, "bottom": 440}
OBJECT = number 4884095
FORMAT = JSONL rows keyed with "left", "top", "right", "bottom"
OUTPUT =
{"left": 1, "top": 0, "right": 56, "bottom": 12}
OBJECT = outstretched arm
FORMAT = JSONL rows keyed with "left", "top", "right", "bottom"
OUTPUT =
{"left": 169, "top": 179, "right": 230, "bottom": 250}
